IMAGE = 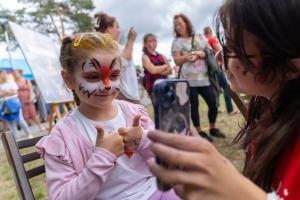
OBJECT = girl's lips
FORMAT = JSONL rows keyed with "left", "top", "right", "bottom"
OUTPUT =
{"left": 95, "top": 93, "right": 112, "bottom": 96}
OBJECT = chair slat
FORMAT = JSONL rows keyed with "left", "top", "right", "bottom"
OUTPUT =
{"left": 17, "top": 136, "right": 44, "bottom": 149}
{"left": 22, "top": 152, "right": 41, "bottom": 163}
{"left": 26, "top": 165, "right": 45, "bottom": 179}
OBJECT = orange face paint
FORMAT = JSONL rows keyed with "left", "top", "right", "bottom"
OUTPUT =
{"left": 100, "top": 66, "right": 111, "bottom": 89}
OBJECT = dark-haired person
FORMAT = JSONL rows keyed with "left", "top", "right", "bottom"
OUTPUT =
{"left": 142, "top": 33, "right": 172, "bottom": 101}
{"left": 94, "top": 12, "right": 140, "bottom": 104}
{"left": 204, "top": 26, "right": 237, "bottom": 115}
{"left": 171, "top": 13, "right": 225, "bottom": 142}
{"left": 148, "top": 0, "right": 300, "bottom": 199}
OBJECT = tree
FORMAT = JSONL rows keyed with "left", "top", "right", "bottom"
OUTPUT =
{"left": 19, "top": 0, "right": 95, "bottom": 39}
{"left": 0, "top": 0, "right": 95, "bottom": 42}
{"left": 0, "top": 6, "right": 26, "bottom": 43}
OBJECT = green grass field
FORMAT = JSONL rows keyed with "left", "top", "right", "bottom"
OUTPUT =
{"left": 0, "top": 96, "right": 245, "bottom": 200}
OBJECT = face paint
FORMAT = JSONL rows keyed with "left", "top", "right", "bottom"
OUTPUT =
{"left": 78, "top": 57, "right": 120, "bottom": 98}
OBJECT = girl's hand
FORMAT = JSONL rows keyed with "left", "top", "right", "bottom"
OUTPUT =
{"left": 127, "top": 27, "right": 137, "bottom": 43}
{"left": 147, "top": 131, "right": 266, "bottom": 200}
{"left": 118, "top": 115, "right": 142, "bottom": 151}
{"left": 95, "top": 126, "right": 124, "bottom": 157}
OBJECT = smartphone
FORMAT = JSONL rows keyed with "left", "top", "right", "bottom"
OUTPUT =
{"left": 153, "top": 79, "right": 190, "bottom": 191}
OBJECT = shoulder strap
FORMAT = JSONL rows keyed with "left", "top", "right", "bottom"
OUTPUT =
{"left": 191, "top": 33, "right": 195, "bottom": 50}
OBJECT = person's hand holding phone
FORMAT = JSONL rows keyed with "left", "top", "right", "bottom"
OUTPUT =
{"left": 147, "top": 130, "right": 266, "bottom": 200}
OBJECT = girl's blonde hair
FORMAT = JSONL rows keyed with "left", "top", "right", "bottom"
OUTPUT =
{"left": 59, "top": 32, "right": 118, "bottom": 73}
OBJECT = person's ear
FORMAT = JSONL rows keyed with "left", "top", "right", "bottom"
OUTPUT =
{"left": 61, "top": 70, "right": 75, "bottom": 90}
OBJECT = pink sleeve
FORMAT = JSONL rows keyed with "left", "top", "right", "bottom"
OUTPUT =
{"left": 136, "top": 104, "right": 155, "bottom": 161}
{"left": 36, "top": 134, "right": 117, "bottom": 200}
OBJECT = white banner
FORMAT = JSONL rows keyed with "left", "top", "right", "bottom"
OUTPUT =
{"left": 9, "top": 22, "right": 73, "bottom": 104}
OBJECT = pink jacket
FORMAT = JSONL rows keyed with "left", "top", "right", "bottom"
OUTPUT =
{"left": 36, "top": 100, "right": 155, "bottom": 200}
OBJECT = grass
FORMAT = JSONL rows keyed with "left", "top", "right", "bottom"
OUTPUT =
{"left": 0, "top": 93, "right": 245, "bottom": 200}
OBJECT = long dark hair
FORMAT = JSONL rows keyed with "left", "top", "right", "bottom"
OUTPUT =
{"left": 215, "top": 0, "right": 300, "bottom": 191}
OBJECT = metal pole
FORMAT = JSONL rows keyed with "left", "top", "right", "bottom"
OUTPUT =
{"left": 4, "top": 25, "right": 13, "bottom": 69}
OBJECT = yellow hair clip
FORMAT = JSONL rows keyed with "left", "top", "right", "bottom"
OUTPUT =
{"left": 73, "top": 34, "right": 84, "bottom": 47}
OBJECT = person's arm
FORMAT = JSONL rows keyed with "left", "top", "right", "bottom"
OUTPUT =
{"left": 121, "top": 27, "right": 136, "bottom": 61}
{"left": 161, "top": 55, "right": 172, "bottom": 75}
{"left": 147, "top": 131, "right": 267, "bottom": 200}
{"left": 36, "top": 126, "right": 124, "bottom": 200}
{"left": 44, "top": 148, "right": 117, "bottom": 200}
{"left": 0, "top": 81, "right": 18, "bottom": 97}
{"left": 172, "top": 51, "right": 191, "bottom": 66}
{"left": 27, "top": 81, "right": 33, "bottom": 102}
{"left": 142, "top": 54, "right": 169, "bottom": 75}
{"left": 0, "top": 90, "right": 16, "bottom": 97}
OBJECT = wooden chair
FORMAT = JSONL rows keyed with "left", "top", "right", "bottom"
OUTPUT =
{"left": 1, "top": 131, "right": 45, "bottom": 200}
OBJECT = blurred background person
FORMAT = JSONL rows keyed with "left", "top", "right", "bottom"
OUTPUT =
{"left": 204, "top": 26, "right": 237, "bottom": 115}
{"left": 13, "top": 70, "right": 45, "bottom": 131}
{"left": 31, "top": 80, "right": 48, "bottom": 122}
{"left": 171, "top": 13, "right": 225, "bottom": 142}
{"left": 142, "top": 33, "right": 172, "bottom": 101}
{"left": 0, "top": 70, "right": 32, "bottom": 138}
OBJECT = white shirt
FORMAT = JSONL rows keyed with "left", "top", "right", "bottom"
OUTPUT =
{"left": 0, "top": 79, "right": 18, "bottom": 100}
{"left": 69, "top": 101, "right": 156, "bottom": 200}
{"left": 119, "top": 44, "right": 140, "bottom": 100}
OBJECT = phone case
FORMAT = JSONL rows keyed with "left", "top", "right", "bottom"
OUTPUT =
{"left": 153, "top": 79, "right": 190, "bottom": 191}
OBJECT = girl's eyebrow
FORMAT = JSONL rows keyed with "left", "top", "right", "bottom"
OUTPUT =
{"left": 91, "top": 58, "right": 101, "bottom": 68}
{"left": 109, "top": 57, "right": 117, "bottom": 69}
{"left": 81, "top": 58, "right": 101, "bottom": 71}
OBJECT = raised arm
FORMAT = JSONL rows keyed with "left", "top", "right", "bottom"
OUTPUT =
{"left": 121, "top": 27, "right": 136, "bottom": 61}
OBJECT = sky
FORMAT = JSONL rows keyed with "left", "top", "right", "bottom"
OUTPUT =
{"left": 0, "top": 0, "right": 223, "bottom": 66}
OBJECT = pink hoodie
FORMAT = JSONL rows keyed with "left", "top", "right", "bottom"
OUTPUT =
{"left": 36, "top": 100, "right": 180, "bottom": 200}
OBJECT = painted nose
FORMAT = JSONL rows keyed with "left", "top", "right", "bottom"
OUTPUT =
{"left": 104, "top": 86, "right": 111, "bottom": 90}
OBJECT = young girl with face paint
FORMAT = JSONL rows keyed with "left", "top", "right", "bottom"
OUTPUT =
{"left": 35, "top": 32, "right": 180, "bottom": 200}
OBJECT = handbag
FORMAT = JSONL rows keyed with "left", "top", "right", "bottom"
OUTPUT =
{"left": 0, "top": 98, "right": 21, "bottom": 122}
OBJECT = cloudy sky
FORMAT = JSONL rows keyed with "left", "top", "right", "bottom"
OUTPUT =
{"left": 0, "top": 0, "right": 223, "bottom": 65}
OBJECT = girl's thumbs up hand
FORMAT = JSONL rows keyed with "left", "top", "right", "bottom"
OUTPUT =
{"left": 95, "top": 125, "right": 124, "bottom": 157}
{"left": 118, "top": 115, "right": 142, "bottom": 151}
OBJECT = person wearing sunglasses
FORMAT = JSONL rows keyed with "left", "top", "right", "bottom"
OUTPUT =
{"left": 148, "top": 0, "right": 300, "bottom": 199}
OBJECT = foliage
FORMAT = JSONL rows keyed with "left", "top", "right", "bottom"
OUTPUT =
{"left": 0, "top": 0, "right": 95, "bottom": 43}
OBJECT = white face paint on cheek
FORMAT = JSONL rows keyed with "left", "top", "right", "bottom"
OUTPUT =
{"left": 78, "top": 77, "right": 120, "bottom": 97}
{"left": 110, "top": 79, "right": 120, "bottom": 91}
{"left": 78, "top": 77, "right": 99, "bottom": 98}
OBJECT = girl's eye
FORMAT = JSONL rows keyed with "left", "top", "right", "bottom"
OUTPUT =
{"left": 110, "top": 72, "right": 120, "bottom": 80}
{"left": 82, "top": 73, "right": 100, "bottom": 81}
